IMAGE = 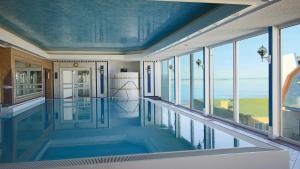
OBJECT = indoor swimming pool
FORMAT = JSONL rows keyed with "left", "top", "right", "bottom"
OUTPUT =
{"left": 0, "top": 98, "right": 286, "bottom": 168}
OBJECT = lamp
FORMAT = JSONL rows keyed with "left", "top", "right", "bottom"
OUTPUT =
{"left": 196, "top": 58, "right": 204, "bottom": 69}
{"left": 257, "top": 45, "right": 271, "bottom": 63}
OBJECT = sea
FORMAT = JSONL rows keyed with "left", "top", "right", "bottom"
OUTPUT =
{"left": 167, "top": 78, "right": 269, "bottom": 100}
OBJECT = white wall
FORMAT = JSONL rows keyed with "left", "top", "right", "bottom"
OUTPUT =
{"left": 108, "top": 61, "right": 140, "bottom": 97}
{"left": 108, "top": 61, "right": 140, "bottom": 75}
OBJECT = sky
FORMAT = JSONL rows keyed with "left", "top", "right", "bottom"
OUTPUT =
{"left": 281, "top": 24, "right": 300, "bottom": 57}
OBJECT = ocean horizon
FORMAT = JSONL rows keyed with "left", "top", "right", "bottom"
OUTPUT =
{"left": 164, "top": 78, "right": 269, "bottom": 100}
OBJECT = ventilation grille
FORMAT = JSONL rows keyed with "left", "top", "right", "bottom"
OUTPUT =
{"left": 0, "top": 147, "right": 266, "bottom": 169}
{"left": 1, "top": 154, "right": 150, "bottom": 169}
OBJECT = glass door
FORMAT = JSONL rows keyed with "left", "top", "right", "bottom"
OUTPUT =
{"left": 61, "top": 69, "right": 91, "bottom": 99}
{"left": 77, "top": 70, "right": 90, "bottom": 97}
{"left": 62, "top": 70, "right": 74, "bottom": 99}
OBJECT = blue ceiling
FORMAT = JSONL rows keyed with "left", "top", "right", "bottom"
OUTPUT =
{"left": 0, "top": 0, "right": 246, "bottom": 52}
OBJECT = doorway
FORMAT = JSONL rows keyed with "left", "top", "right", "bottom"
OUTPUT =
{"left": 60, "top": 68, "right": 91, "bottom": 99}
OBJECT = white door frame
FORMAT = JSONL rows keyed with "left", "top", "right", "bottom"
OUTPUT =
{"left": 60, "top": 68, "right": 92, "bottom": 99}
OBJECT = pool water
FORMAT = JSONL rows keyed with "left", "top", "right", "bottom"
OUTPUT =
{"left": 0, "top": 98, "right": 254, "bottom": 163}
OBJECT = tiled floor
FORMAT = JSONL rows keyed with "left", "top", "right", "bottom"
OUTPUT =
{"left": 150, "top": 99, "right": 300, "bottom": 169}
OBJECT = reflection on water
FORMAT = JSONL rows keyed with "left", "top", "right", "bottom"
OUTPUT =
{"left": 0, "top": 98, "right": 253, "bottom": 164}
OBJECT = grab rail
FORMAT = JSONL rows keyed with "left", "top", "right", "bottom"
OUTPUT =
{"left": 111, "top": 81, "right": 139, "bottom": 99}
{"left": 284, "top": 106, "right": 300, "bottom": 112}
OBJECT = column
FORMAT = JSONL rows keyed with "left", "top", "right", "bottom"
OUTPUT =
{"left": 233, "top": 41, "right": 240, "bottom": 123}
{"left": 190, "top": 53, "right": 194, "bottom": 108}
{"left": 175, "top": 56, "right": 180, "bottom": 105}
{"left": 204, "top": 47, "right": 210, "bottom": 115}
{"left": 268, "top": 26, "right": 281, "bottom": 139}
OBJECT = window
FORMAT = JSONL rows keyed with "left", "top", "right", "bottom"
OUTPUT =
{"left": 239, "top": 33, "right": 269, "bottom": 131}
{"left": 179, "top": 54, "right": 190, "bottom": 107}
{"left": 212, "top": 43, "right": 234, "bottom": 120}
{"left": 15, "top": 60, "right": 43, "bottom": 97}
{"left": 169, "top": 58, "right": 176, "bottom": 103}
{"left": 161, "top": 60, "right": 169, "bottom": 101}
{"left": 281, "top": 24, "right": 300, "bottom": 142}
{"left": 192, "top": 51, "right": 204, "bottom": 111}
{"left": 161, "top": 57, "right": 175, "bottom": 103}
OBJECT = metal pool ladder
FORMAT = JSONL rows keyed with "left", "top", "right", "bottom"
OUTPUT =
{"left": 111, "top": 80, "right": 138, "bottom": 99}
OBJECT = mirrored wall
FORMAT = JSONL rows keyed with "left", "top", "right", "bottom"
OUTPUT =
{"left": 15, "top": 60, "right": 43, "bottom": 97}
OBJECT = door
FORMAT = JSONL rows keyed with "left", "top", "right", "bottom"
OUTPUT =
{"left": 61, "top": 68, "right": 91, "bottom": 99}
{"left": 96, "top": 62, "right": 108, "bottom": 97}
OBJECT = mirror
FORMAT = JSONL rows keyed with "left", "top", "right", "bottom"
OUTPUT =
{"left": 15, "top": 60, "right": 42, "bottom": 97}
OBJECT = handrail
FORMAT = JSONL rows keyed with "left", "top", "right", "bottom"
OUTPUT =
{"left": 284, "top": 106, "right": 300, "bottom": 112}
{"left": 113, "top": 100, "right": 139, "bottom": 114}
{"left": 111, "top": 80, "right": 138, "bottom": 98}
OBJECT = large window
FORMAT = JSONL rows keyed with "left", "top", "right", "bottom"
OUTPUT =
{"left": 15, "top": 60, "right": 43, "bottom": 97}
{"left": 179, "top": 54, "right": 190, "bottom": 107}
{"left": 239, "top": 34, "right": 269, "bottom": 131}
{"left": 192, "top": 51, "right": 204, "bottom": 111}
{"left": 161, "top": 60, "right": 169, "bottom": 101}
{"left": 212, "top": 44, "right": 234, "bottom": 120}
{"left": 161, "top": 57, "right": 175, "bottom": 103}
{"left": 169, "top": 58, "right": 176, "bottom": 103}
{"left": 281, "top": 24, "right": 300, "bottom": 142}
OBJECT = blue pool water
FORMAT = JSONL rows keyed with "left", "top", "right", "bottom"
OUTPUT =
{"left": 0, "top": 98, "right": 254, "bottom": 164}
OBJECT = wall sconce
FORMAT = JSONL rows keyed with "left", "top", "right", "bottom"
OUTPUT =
{"left": 196, "top": 58, "right": 204, "bottom": 69}
{"left": 73, "top": 62, "right": 79, "bottom": 67}
{"left": 168, "top": 64, "right": 173, "bottom": 70}
{"left": 257, "top": 45, "right": 271, "bottom": 64}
